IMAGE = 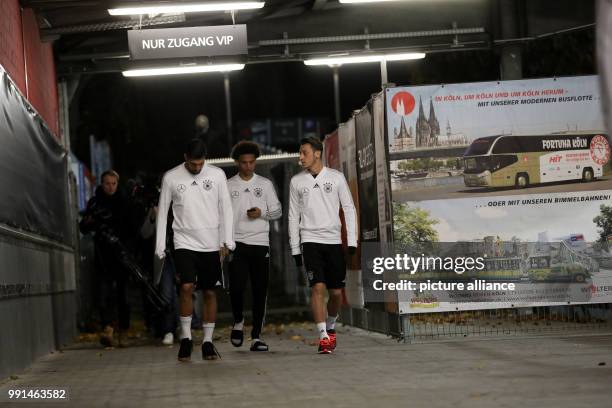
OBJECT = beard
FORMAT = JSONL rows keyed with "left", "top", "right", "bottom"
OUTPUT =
{"left": 184, "top": 162, "right": 203, "bottom": 175}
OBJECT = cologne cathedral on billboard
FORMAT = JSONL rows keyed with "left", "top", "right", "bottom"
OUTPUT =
{"left": 391, "top": 97, "right": 468, "bottom": 152}
{"left": 391, "top": 97, "right": 439, "bottom": 151}
{"left": 415, "top": 97, "right": 440, "bottom": 147}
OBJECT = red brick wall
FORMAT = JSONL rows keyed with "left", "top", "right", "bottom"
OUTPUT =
{"left": 0, "top": 2, "right": 60, "bottom": 139}
{"left": 22, "top": 8, "right": 60, "bottom": 137}
{"left": 0, "top": 0, "right": 26, "bottom": 93}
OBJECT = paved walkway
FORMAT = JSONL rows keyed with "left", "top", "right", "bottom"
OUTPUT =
{"left": 1, "top": 324, "right": 611, "bottom": 408}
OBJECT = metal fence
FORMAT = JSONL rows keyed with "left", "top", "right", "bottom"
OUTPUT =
{"left": 400, "top": 304, "right": 612, "bottom": 343}
{"left": 340, "top": 304, "right": 612, "bottom": 343}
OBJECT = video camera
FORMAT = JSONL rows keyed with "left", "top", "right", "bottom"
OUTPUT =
{"left": 130, "top": 183, "right": 160, "bottom": 210}
{"left": 80, "top": 201, "right": 169, "bottom": 313}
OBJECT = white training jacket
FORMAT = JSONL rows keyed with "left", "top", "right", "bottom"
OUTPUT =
{"left": 155, "top": 163, "right": 235, "bottom": 258}
{"left": 288, "top": 166, "right": 358, "bottom": 255}
{"left": 227, "top": 173, "right": 282, "bottom": 247}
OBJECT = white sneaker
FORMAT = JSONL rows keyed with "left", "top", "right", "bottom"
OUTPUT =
{"left": 162, "top": 332, "right": 174, "bottom": 346}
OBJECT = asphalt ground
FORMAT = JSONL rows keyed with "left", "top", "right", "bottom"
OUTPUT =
{"left": 1, "top": 323, "right": 611, "bottom": 408}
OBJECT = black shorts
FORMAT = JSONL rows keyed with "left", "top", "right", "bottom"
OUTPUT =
{"left": 302, "top": 243, "right": 346, "bottom": 289}
{"left": 174, "top": 249, "right": 223, "bottom": 290}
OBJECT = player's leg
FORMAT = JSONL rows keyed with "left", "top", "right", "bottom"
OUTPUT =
{"left": 326, "top": 289, "right": 342, "bottom": 350}
{"left": 312, "top": 282, "right": 333, "bottom": 353}
{"left": 311, "top": 282, "right": 328, "bottom": 332}
{"left": 249, "top": 245, "right": 270, "bottom": 351}
{"left": 303, "top": 243, "right": 333, "bottom": 354}
{"left": 324, "top": 244, "right": 347, "bottom": 350}
{"left": 159, "top": 256, "right": 178, "bottom": 345}
{"left": 229, "top": 243, "right": 249, "bottom": 347}
{"left": 199, "top": 251, "right": 223, "bottom": 360}
{"left": 201, "top": 288, "right": 218, "bottom": 359}
{"left": 174, "top": 249, "right": 197, "bottom": 361}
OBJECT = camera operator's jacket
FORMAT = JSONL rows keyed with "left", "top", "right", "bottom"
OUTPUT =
{"left": 155, "top": 163, "right": 235, "bottom": 258}
{"left": 79, "top": 186, "right": 130, "bottom": 242}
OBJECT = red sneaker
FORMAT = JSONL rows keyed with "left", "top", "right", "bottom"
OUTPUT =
{"left": 318, "top": 337, "right": 333, "bottom": 354}
{"left": 327, "top": 329, "right": 337, "bottom": 350}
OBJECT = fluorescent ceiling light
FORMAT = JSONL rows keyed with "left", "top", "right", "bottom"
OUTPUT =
{"left": 339, "top": 0, "right": 407, "bottom": 3}
{"left": 304, "top": 52, "right": 425, "bottom": 66}
{"left": 109, "top": 2, "right": 265, "bottom": 16}
{"left": 122, "top": 63, "right": 245, "bottom": 77}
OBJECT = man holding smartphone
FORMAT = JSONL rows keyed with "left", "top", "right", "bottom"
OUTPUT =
{"left": 227, "top": 141, "right": 282, "bottom": 351}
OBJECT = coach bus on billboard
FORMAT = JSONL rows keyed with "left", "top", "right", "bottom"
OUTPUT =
{"left": 462, "top": 133, "right": 610, "bottom": 188}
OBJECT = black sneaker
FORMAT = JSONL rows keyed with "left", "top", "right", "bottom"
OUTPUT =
{"left": 178, "top": 338, "right": 193, "bottom": 362}
{"left": 230, "top": 329, "right": 244, "bottom": 347}
{"left": 250, "top": 339, "right": 269, "bottom": 352}
{"left": 202, "top": 341, "right": 221, "bottom": 360}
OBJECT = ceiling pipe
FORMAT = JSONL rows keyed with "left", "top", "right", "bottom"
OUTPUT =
{"left": 42, "top": 13, "right": 186, "bottom": 35}
{"left": 257, "top": 27, "right": 485, "bottom": 46}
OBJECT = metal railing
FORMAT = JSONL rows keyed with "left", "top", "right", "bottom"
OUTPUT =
{"left": 400, "top": 304, "right": 612, "bottom": 343}
{"left": 339, "top": 304, "right": 612, "bottom": 342}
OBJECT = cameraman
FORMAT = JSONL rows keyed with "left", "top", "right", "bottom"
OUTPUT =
{"left": 80, "top": 170, "right": 131, "bottom": 347}
{"left": 130, "top": 178, "right": 161, "bottom": 333}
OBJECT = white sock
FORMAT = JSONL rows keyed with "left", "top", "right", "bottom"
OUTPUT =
{"left": 203, "top": 322, "right": 215, "bottom": 343}
{"left": 326, "top": 315, "right": 337, "bottom": 331}
{"left": 233, "top": 319, "right": 244, "bottom": 331}
{"left": 316, "top": 322, "right": 328, "bottom": 339}
{"left": 179, "top": 316, "right": 192, "bottom": 340}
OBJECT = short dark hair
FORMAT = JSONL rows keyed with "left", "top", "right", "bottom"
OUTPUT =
{"left": 101, "top": 169, "right": 120, "bottom": 181}
{"left": 185, "top": 138, "right": 207, "bottom": 159}
{"left": 300, "top": 136, "right": 323, "bottom": 153}
{"left": 231, "top": 140, "right": 261, "bottom": 161}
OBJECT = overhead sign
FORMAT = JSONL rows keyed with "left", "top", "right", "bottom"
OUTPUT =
{"left": 128, "top": 25, "right": 248, "bottom": 60}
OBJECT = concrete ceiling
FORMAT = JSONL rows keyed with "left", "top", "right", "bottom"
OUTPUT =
{"left": 20, "top": 0, "right": 596, "bottom": 75}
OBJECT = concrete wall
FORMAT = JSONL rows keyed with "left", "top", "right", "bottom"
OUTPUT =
{"left": 0, "top": 229, "right": 77, "bottom": 380}
{"left": 0, "top": 1, "right": 75, "bottom": 380}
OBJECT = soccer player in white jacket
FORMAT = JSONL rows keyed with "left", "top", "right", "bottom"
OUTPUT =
{"left": 156, "top": 139, "right": 235, "bottom": 361}
{"left": 288, "top": 137, "right": 357, "bottom": 354}
{"left": 227, "top": 141, "right": 282, "bottom": 352}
